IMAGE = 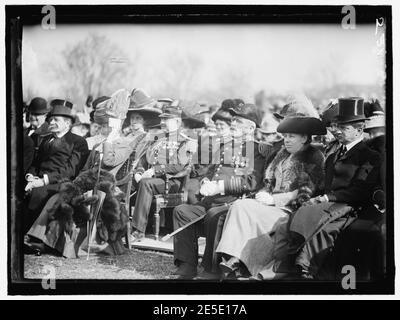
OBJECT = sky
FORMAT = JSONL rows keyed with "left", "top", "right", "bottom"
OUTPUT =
{"left": 22, "top": 23, "right": 385, "bottom": 105}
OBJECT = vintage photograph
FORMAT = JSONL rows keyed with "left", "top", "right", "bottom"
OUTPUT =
{"left": 7, "top": 5, "right": 393, "bottom": 294}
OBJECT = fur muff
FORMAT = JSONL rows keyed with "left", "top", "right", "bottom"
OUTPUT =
{"left": 51, "top": 181, "right": 99, "bottom": 236}
{"left": 96, "top": 180, "right": 129, "bottom": 246}
{"left": 264, "top": 144, "right": 325, "bottom": 211}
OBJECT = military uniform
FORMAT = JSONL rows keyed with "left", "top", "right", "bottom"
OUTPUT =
{"left": 173, "top": 135, "right": 265, "bottom": 273}
{"left": 131, "top": 130, "right": 196, "bottom": 233}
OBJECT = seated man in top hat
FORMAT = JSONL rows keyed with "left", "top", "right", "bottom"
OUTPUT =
{"left": 275, "top": 97, "right": 382, "bottom": 279}
{"left": 24, "top": 99, "right": 89, "bottom": 232}
{"left": 129, "top": 102, "right": 198, "bottom": 241}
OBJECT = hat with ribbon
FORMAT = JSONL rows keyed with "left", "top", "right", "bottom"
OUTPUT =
{"left": 48, "top": 102, "right": 75, "bottom": 123}
{"left": 50, "top": 99, "right": 73, "bottom": 109}
{"left": 334, "top": 97, "right": 366, "bottom": 124}
{"left": 27, "top": 97, "right": 49, "bottom": 115}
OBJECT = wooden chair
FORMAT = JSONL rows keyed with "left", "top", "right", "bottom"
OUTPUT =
{"left": 152, "top": 169, "right": 191, "bottom": 241}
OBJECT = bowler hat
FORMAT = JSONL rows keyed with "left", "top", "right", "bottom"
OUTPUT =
{"left": 211, "top": 108, "right": 232, "bottom": 124}
{"left": 50, "top": 99, "right": 73, "bottom": 109}
{"left": 28, "top": 97, "right": 49, "bottom": 115}
{"left": 334, "top": 97, "right": 366, "bottom": 124}
{"left": 49, "top": 105, "right": 75, "bottom": 123}
{"left": 130, "top": 88, "right": 156, "bottom": 108}
{"left": 229, "top": 103, "right": 261, "bottom": 128}
{"left": 277, "top": 116, "right": 326, "bottom": 135}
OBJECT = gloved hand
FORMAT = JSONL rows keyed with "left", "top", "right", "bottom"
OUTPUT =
{"left": 103, "top": 89, "right": 131, "bottom": 120}
{"left": 141, "top": 168, "right": 155, "bottom": 179}
{"left": 255, "top": 190, "right": 275, "bottom": 205}
{"left": 199, "top": 180, "right": 224, "bottom": 196}
{"left": 25, "top": 177, "right": 45, "bottom": 192}
{"left": 134, "top": 173, "right": 142, "bottom": 183}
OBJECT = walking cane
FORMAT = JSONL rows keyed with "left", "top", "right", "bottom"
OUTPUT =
{"left": 86, "top": 150, "right": 104, "bottom": 260}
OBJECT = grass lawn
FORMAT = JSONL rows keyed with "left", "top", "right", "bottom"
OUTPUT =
{"left": 24, "top": 248, "right": 180, "bottom": 280}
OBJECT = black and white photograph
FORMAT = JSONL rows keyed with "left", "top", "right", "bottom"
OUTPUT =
{"left": 5, "top": 3, "right": 394, "bottom": 297}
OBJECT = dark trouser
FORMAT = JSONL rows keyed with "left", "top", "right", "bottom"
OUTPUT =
{"left": 24, "top": 184, "right": 59, "bottom": 233}
{"left": 132, "top": 177, "right": 181, "bottom": 233}
{"left": 202, "top": 206, "right": 229, "bottom": 272}
{"left": 173, "top": 204, "right": 228, "bottom": 269}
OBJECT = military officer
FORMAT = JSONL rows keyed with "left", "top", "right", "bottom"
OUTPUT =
{"left": 130, "top": 103, "right": 197, "bottom": 241}
{"left": 172, "top": 103, "right": 265, "bottom": 279}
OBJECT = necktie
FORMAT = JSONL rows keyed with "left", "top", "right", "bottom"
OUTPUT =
{"left": 337, "top": 145, "right": 347, "bottom": 159}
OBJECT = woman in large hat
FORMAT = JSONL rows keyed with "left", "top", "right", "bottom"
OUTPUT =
{"left": 215, "top": 115, "right": 326, "bottom": 279}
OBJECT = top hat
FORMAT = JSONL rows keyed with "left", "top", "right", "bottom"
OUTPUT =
{"left": 334, "top": 97, "right": 366, "bottom": 124}
{"left": 130, "top": 88, "right": 156, "bottom": 108}
{"left": 27, "top": 97, "right": 49, "bottom": 115}
{"left": 321, "top": 99, "right": 339, "bottom": 127}
{"left": 159, "top": 100, "right": 182, "bottom": 118}
{"left": 50, "top": 99, "right": 73, "bottom": 109}
{"left": 277, "top": 115, "right": 326, "bottom": 135}
{"left": 49, "top": 105, "right": 75, "bottom": 123}
{"left": 229, "top": 103, "right": 261, "bottom": 128}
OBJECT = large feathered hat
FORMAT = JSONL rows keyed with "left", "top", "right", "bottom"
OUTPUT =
{"left": 273, "top": 93, "right": 319, "bottom": 120}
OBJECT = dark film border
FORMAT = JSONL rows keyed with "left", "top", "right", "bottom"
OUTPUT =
{"left": 6, "top": 4, "right": 394, "bottom": 295}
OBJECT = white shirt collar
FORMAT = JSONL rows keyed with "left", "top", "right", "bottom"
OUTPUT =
{"left": 343, "top": 136, "right": 364, "bottom": 152}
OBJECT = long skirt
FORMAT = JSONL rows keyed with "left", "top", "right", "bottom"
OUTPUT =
{"left": 215, "top": 199, "right": 289, "bottom": 276}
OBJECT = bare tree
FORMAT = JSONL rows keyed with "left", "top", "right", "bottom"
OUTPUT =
{"left": 52, "top": 33, "right": 135, "bottom": 110}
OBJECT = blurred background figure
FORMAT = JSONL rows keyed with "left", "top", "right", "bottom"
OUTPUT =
{"left": 364, "top": 99, "right": 385, "bottom": 153}
{"left": 86, "top": 96, "right": 112, "bottom": 150}
{"left": 157, "top": 97, "right": 173, "bottom": 110}
{"left": 75, "top": 94, "right": 94, "bottom": 125}
{"left": 257, "top": 114, "right": 282, "bottom": 144}
{"left": 71, "top": 116, "right": 91, "bottom": 138}
{"left": 320, "top": 99, "right": 341, "bottom": 157}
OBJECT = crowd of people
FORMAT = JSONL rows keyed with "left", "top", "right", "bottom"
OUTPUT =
{"left": 21, "top": 88, "right": 386, "bottom": 280}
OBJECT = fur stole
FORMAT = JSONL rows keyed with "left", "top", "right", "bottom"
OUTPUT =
{"left": 264, "top": 144, "right": 325, "bottom": 211}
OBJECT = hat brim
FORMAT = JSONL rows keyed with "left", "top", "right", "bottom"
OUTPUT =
{"left": 49, "top": 113, "right": 76, "bottom": 123}
{"left": 334, "top": 115, "right": 366, "bottom": 124}
{"left": 273, "top": 112, "right": 284, "bottom": 120}
{"left": 364, "top": 116, "right": 385, "bottom": 130}
{"left": 159, "top": 113, "right": 180, "bottom": 118}
{"left": 182, "top": 118, "right": 206, "bottom": 129}
{"left": 277, "top": 117, "right": 326, "bottom": 135}
{"left": 229, "top": 108, "right": 260, "bottom": 128}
